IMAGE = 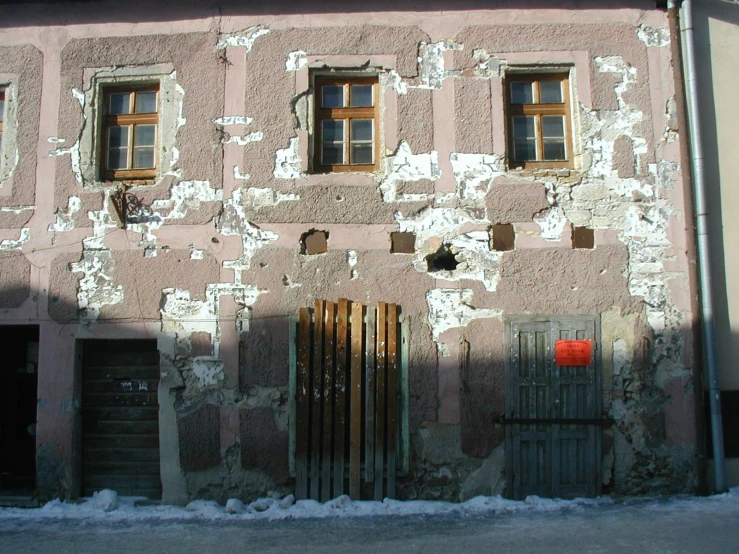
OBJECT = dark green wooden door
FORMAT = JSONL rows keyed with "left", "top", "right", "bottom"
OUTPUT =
{"left": 504, "top": 316, "right": 601, "bottom": 500}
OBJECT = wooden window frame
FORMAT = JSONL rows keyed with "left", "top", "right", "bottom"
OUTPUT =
{"left": 506, "top": 73, "right": 574, "bottom": 170}
{"left": 101, "top": 85, "right": 159, "bottom": 181}
{"left": 313, "top": 75, "right": 380, "bottom": 174}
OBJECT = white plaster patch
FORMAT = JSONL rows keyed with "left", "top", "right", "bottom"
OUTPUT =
{"left": 285, "top": 51, "right": 307, "bottom": 72}
{"left": 190, "top": 249, "right": 204, "bottom": 260}
{"left": 0, "top": 228, "right": 30, "bottom": 250}
{"left": 347, "top": 250, "right": 358, "bottom": 267}
{"left": 534, "top": 207, "right": 567, "bottom": 242}
{"left": 382, "top": 70, "right": 408, "bottom": 95}
{"left": 450, "top": 153, "right": 505, "bottom": 202}
{"left": 48, "top": 196, "right": 81, "bottom": 232}
{"left": 233, "top": 166, "right": 251, "bottom": 180}
{"left": 225, "top": 131, "right": 264, "bottom": 146}
{"left": 216, "top": 25, "right": 270, "bottom": 51}
{"left": 637, "top": 25, "right": 670, "bottom": 47}
{"left": 127, "top": 180, "right": 223, "bottom": 252}
{"left": 1, "top": 205, "right": 35, "bottom": 214}
{"left": 416, "top": 40, "right": 462, "bottom": 89}
{"left": 273, "top": 137, "right": 303, "bottom": 179}
{"left": 70, "top": 250, "right": 124, "bottom": 322}
{"left": 242, "top": 187, "right": 299, "bottom": 208}
{"left": 219, "top": 188, "right": 279, "bottom": 282}
{"left": 379, "top": 141, "right": 440, "bottom": 202}
{"left": 213, "top": 116, "right": 253, "bottom": 126}
{"left": 426, "top": 289, "right": 502, "bottom": 354}
{"left": 191, "top": 358, "right": 225, "bottom": 388}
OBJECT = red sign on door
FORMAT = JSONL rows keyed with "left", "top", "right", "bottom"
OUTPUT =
{"left": 554, "top": 340, "right": 592, "bottom": 366}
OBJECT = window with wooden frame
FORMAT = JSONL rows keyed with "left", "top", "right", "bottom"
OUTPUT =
{"left": 506, "top": 73, "right": 573, "bottom": 169}
{"left": 101, "top": 86, "right": 159, "bottom": 181}
{"left": 313, "top": 76, "right": 379, "bottom": 173}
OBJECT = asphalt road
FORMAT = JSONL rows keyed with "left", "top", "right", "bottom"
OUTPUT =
{"left": 1, "top": 495, "right": 738, "bottom": 553}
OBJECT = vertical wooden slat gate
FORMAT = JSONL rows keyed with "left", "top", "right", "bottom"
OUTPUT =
{"left": 504, "top": 315, "right": 601, "bottom": 500}
{"left": 294, "top": 299, "right": 403, "bottom": 501}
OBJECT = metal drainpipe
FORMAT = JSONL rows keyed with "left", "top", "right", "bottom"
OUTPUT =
{"left": 671, "top": 0, "right": 727, "bottom": 493}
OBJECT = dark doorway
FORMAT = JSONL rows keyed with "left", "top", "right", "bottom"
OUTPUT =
{"left": 0, "top": 326, "right": 39, "bottom": 497}
{"left": 81, "top": 339, "right": 161, "bottom": 498}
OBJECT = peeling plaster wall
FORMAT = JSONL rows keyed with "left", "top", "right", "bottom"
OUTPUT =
{"left": 0, "top": 3, "right": 698, "bottom": 502}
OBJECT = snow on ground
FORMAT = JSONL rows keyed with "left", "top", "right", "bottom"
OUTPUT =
{"left": 1, "top": 488, "right": 738, "bottom": 524}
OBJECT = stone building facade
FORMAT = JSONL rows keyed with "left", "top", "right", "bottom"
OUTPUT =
{"left": 0, "top": 0, "right": 701, "bottom": 504}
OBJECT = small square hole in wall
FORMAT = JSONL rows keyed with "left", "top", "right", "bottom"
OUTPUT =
{"left": 301, "top": 229, "right": 328, "bottom": 255}
{"left": 491, "top": 224, "right": 515, "bottom": 252}
{"left": 573, "top": 227, "right": 595, "bottom": 249}
{"left": 391, "top": 232, "right": 416, "bottom": 254}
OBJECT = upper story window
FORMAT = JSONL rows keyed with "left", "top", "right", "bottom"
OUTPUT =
{"left": 313, "top": 75, "right": 379, "bottom": 173}
{"left": 506, "top": 73, "right": 573, "bottom": 169}
{"left": 101, "top": 85, "right": 159, "bottom": 181}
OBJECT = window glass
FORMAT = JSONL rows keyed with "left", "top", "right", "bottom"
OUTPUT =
{"left": 513, "top": 116, "right": 536, "bottom": 140}
{"left": 540, "top": 81, "right": 563, "bottom": 103}
{"left": 322, "top": 144, "right": 344, "bottom": 165}
{"left": 109, "top": 93, "right": 131, "bottom": 115}
{"left": 133, "top": 124, "right": 156, "bottom": 169}
{"left": 322, "top": 85, "right": 344, "bottom": 108}
{"left": 107, "top": 126, "right": 129, "bottom": 148}
{"left": 0, "top": 96, "right": 4, "bottom": 123}
{"left": 543, "top": 140, "right": 566, "bottom": 160}
{"left": 350, "top": 85, "right": 373, "bottom": 107}
{"left": 542, "top": 116, "right": 565, "bottom": 138}
{"left": 351, "top": 119, "right": 373, "bottom": 142}
{"left": 107, "top": 125, "right": 130, "bottom": 170}
{"left": 510, "top": 82, "right": 534, "bottom": 104}
{"left": 135, "top": 91, "right": 157, "bottom": 114}
{"left": 322, "top": 120, "right": 344, "bottom": 142}
{"left": 134, "top": 124, "right": 156, "bottom": 146}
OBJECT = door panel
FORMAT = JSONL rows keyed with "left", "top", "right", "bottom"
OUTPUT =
{"left": 505, "top": 316, "right": 600, "bottom": 500}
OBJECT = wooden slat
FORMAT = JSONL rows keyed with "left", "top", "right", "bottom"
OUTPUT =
{"left": 365, "top": 307, "right": 376, "bottom": 483}
{"left": 310, "top": 300, "right": 324, "bottom": 501}
{"left": 82, "top": 434, "right": 159, "bottom": 449}
{"left": 333, "top": 298, "right": 349, "bottom": 497}
{"left": 321, "top": 301, "right": 336, "bottom": 502}
{"left": 82, "top": 419, "right": 159, "bottom": 435}
{"left": 386, "top": 303, "right": 398, "bottom": 499}
{"left": 82, "top": 393, "right": 158, "bottom": 408}
{"left": 374, "top": 302, "right": 387, "bottom": 501}
{"left": 82, "top": 407, "right": 159, "bottom": 421}
{"left": 295, "top": 307, "right": 311, "bottom": 500}
{"left": 82, "top": 366, "right": 160, "bottom": 380}
{"left": 349, "top": 302, "right": 363, "bottom": 499}
{"left": 82, "top": 461, "right": 161, "bottom": 474}
{"left": 82, "top": 448, "right": 160, "bottom": 462}
{"left": 82, "top": 379, "right": 158, "bottom": 394}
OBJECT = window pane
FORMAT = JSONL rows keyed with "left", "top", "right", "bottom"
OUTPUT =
{"left": 109, "top": 93, "right": 131, "bottom": 115}
{"left": 322, "top": 120, "right": 344, "bottom": 142}
{"left": 322, "top": 143, "right": 344, "bottom": 165}
{"left": 351, "top": 119, "right": 373, "bottom": 141}
{"left": 133, "top": 147, "right": 155, "bottom": 169}
{"left": 514, "top": 140, "right": 537, "bottom": 162}
{"left": 542, "top": 116, "right": 565, "bottom": 138}
{"left": 351, "top": 143, "right": 373, "bottom": 165}
{"left": 134, "top": 91, "right": 157, "bottom": 113}
{"left": 540, "top": 81, "right": 563, "bottom": 103}
{"left": 134, "top": 124, "right": 156, "bottom": 146}
{"left": 107, "top": 147, "right": 128, "bottom": 170}
{"left": 510, "top": 82, "right": 534, "bottom": 104}
{"left": 350, "top": 85, "right": 373, "bottom": 107}
{"left": 543, "top": 140, "right": 566, "bottom": 161}
{"left": 322, "top": 85, "right": 344, "bottom": 108}
{"left": 108, "top": 126, "right": 129, "bottom": 148}
{"left": 0, "top": 99, "right": 4, "bottom": 123}
{"left": 512, "top": 116, "right": 536, "bottom": 140}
